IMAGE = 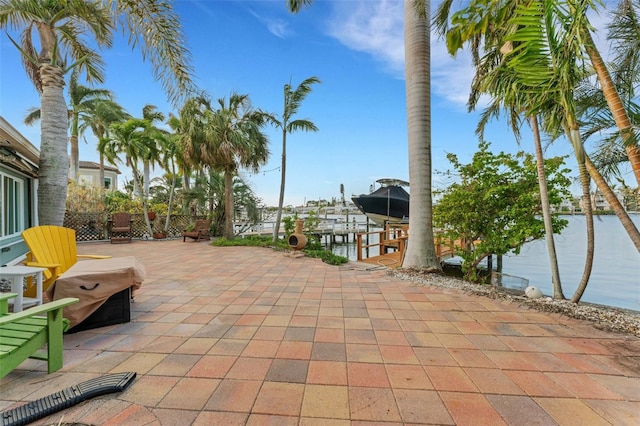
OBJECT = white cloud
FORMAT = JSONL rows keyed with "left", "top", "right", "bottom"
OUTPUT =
{"left": 326, "top": 0, "right": 405, "bottom": 76}
{"left": 324, "top": 0, "right": 474, "bottom": 108}
{"left": 249, "top": 9, "right": 292, "bottom": 39}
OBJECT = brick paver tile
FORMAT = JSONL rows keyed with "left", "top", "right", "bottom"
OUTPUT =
{"left": 312, "top": 342, "right": 347, "bottom": 361}
{"left": 344, "top": 329, "right": 377, "bottom": 344}
{"left": 252, "top": 382, "right": 305, "bottom": 416}
{"left": 174, "top": 337, "right": 218, "bottom": 355}
{"left": 379, "top": 345, "right": 420, "bottom": 364}
{"left": 277, "top": 341, "right": 314, "bottom": 359}
{"left": 585, "top": 399, "right": 640, "bottom": 425}
{"left": 314, "top": 328, "right": 345, "bottom": 343}
{"left": 348, "top": 362, "right": 390, "bottom": 388}
{"left": 413, "top": 347, "right": 458, "bottom": 366}
{"left": 187, "top": 355, "right": 236, "bottom": 378}
{"left": 247, "top": 414, "right": 299, "bottom": 425}
{"left": 266, "top": 359, "right": 309, "bottom": 383}
{"left": 241, "top": 339, "right": 281, "bottom": 358}
{"left": 440, "top": 391, "right": 506, "bottom": 426}
{"left": 349, "top": 387, "right": 401, "bottom": 422}
{"left": 504, "top": 370, "right": 573, "bottom": 397}
{"left": 434, "top": 333, "right": 476, "bottom": 349}
{"left": 385, "top": 364, "right": 433, "bottom": 389}
{"left": 149, "top": 353, "right": 203, "bottom": 376}
{"left": 120, "top": 375, "right": 179, "bottom": 406}
{"left": 394, "top": 389, "right": 453, "bottom": 424}
{"left": 375, "top": 330, "right": 409, "bottom": 346}
{"left": 546, "top": 372, "right": 626, "bottom": 399}
{"left": 535, "top": 397, "right": 611, "bottom": 425}
{"left": 253, "top": 326, "right": 287, "bottom": 341}
{"left": 158, "top": 377, "right": 220, "bottom": 410}
{"left": 226, "top": 357, "right": 272, "bottom": 380}
{"left": 424, "top": 366, "right": 478, "bottom": 392}
{"left": 204, "top": 379, "right": 262, "bottom": 412}
{"left": 152, "top": 408, "right": 199, "bottom": 426}
{"left": 301, "top": 385, "right": 350, "bottom": 419}
{"left": 486, "top": 394, "right": 557, "bottom": 425}
{"left": 208, "top": 339, "right": 248, "bottom": 356}
{"left": 589, "top": 375, "right": 640, "bottom": 401}
{"left": 448, "top": 348, "right": 496, "bottom": 368}
{"left": 346, "top": 343, "right": 383, "bottom": 363}
{"left": 192, "top": 411, "right": 248, "bottom": 425}
{"left": 464, "top": 367, "right": 526, "bottom": 395}
{"left": 111, "top": 352, "right": 166, "bottom": 375}
{"left": 307, "top": 360, "right": 348, "bottom": 385}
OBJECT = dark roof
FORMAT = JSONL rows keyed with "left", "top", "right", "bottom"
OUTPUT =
{"left": 79, "top": 161, "right": 120, "bottom": 174}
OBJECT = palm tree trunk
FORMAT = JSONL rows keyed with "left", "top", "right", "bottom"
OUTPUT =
{"left": 531, "top": 115, "right": 564, "bottom": 298}
{"left": 571, "top": 159, "right": 595, "bottom": 303}
{"left": 582, "top": 25, "right": 640, "bottom": 186}
{"left": 402, "top": 0, "right": 440, "bottom": 270}
{"left": 224, "top": 171, "right": 235, "bottom": 239}
{"left": 38, "top": 64, "right": 69, "bottom": 226}
{"left": 274, "top": 128, "right": 287, "bottom": 244}
{"left": 585, "top": 156, "right": 640, "bottom": 252}
{"left": 69, "top": 134, "right": 79, "bottom": 182}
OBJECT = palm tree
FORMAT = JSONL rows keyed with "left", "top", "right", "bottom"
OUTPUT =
{"left": 0, "top": 0, "right": 112, "bottom": 225}
{"left": 288, "top": 0, "right": 441, "bottom": 269}
{"left": 23, "top": 74, "right": 114, "bottom": 183}
{"left": 79, "top": 98, "right": 129, "bottom": 190}
{"left": 67, "top": 71, "right": 114, "bottom": 181}
{"left": 181, "top": 93, "right": 271, "bottom": 239}
{"left": 0, "top": 0, "right": 194, "bottom": 226}
{"left": 435, "top": 1, "right": 567, "bottom": 298}
{"left": 271, "top": 76, "right": 321, "bottom": 245}
{"left": 140, "top": 104, "right": 166, "bottom": 199}
{"left": 107, "top": 118, "right": 157, "bottom": 236}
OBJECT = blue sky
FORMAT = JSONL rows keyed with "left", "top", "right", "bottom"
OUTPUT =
{"left": 0, "top": 0, "right": 624, "bottom": 207}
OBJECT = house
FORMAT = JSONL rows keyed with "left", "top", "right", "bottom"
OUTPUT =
{"left": 0, "top": 116, "right": 38, "bottom": 265}
{"left": 78, "top": 161, "right": 120, "bottom": 191}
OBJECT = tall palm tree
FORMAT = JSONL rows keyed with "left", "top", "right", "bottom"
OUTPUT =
{"left": 140, "top": 104, "right": 166, "bottom": 199}
{"left": 272, "top": 76, "right": 321, "bottom": 245}
{"left": 435, "top": 1, "right": 567, "bottom": 298}
{"left": 107, "top": 118, "right": 156, "bottom": 236}
{"left": 23, "top": 74, "right": 114, "bottom": 182}
{"left": 0, "top": 0, "right": 194, "bottom": 226}
{"left": 288, "top": 0, "right": 440, "bottom": 269}
{"left": 79, "top": 98, "right": 129, "bottom": 190}
{"left": 181, "top": 93, "right": 271, "bottom": 239}
{"left": 67, "top": 71, "right": 113, "bottom": 181}
{"left": 0, "top": 0, "right": 112, "bottom": 225}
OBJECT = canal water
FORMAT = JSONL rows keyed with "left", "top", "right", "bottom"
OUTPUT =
{"left": 330, "top": 214, "right": 639, "bottom": 312}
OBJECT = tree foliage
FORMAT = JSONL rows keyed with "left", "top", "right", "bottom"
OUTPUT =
{"left": 434, "top": 142, "right": 571, "bottom": 281}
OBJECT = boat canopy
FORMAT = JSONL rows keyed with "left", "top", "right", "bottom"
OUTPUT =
{"left": 376, "top": 178, "right": 409, "bottom": 187}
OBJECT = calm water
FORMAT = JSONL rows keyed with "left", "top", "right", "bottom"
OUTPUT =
{"left": 330, "top": 214, "right": 639, "bottom": 311}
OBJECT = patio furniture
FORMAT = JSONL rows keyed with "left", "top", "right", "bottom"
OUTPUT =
{"left": 47, "top": 256, "right": 145, "bottom": 331}
{"left": 1, "top": 265, "right": 46, "bottom": 312}
{"left": 109, "top": 212, "right": 133, "bottom": 244}
{"left": 21, "top": 226, "right": 111, "bottom": 298}
{"left": 0, "top": 293, "right": 79, "bottom": 378}
{"left": 182, "top": 219, "right": 211, "bottom": 242}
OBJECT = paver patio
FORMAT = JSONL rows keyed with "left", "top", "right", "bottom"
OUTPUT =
{"left": 1, "top": 239, "right": 638, "bottom": 425}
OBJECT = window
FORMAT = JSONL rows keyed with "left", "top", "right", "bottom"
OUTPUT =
{"left": 104, "top": 176, "right": 112, "bottom": 190}
{"left": 1, "top": 172, "right": 24, "bottom": 238}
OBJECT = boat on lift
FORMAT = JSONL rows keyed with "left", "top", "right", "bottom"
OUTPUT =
{"left": 351, "top": 178, "right": 409, "bottom": 225}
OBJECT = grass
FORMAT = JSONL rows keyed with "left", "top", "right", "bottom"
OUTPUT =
{"left": 211, "top": 235, "right": 349, "bottom": 266}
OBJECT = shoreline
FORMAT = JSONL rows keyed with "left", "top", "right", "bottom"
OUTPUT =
{"left": 387, "top": 267, "right": 640, "bottom": 338}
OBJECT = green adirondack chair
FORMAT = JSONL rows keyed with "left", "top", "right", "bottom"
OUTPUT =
{"left": 0, "top": 293, "right": 79, "bottom": 378}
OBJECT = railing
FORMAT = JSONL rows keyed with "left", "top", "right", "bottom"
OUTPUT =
{"left": 355, "top": 225, "right": 408, "bottom": 261}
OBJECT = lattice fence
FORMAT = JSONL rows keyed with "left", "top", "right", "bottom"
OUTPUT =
{"left": 64, "top": 212, "right": 203, "bottom": 242}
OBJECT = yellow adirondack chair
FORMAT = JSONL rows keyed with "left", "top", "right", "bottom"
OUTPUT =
{"left": 21, "top": 226, "right": 111, "bottom": 298}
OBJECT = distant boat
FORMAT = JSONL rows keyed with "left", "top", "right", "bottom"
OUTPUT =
{"left": 351, "top": 178, "right": 410, "bottom": 225}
